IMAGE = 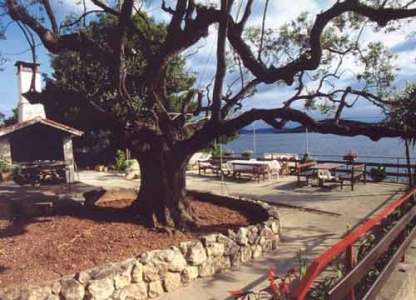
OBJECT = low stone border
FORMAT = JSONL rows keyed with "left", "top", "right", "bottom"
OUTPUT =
{"left": 0, "top": 191, "right": 281, "bottom": 300}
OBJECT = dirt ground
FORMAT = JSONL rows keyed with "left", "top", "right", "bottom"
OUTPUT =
{"left": 0, "top": 196, "right": 263, "bottom": 288}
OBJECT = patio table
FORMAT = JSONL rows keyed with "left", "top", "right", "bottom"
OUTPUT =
{"left": 310, "top": 163, "right": 344, "bottom": 187}
{"left": 229, "top": 160, "right": 275, "bottom": 182}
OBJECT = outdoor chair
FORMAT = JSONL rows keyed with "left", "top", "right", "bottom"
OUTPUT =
{"left": 190, "top": 152, "right": 212, "bottom": 170}
{"left": 340, "top": 164, "right": 367, "bottom": 191}
{"left": 198, "top": 159, "right": 219, "bottom": 175}
{"left": 220, "top": 162, "right": 234, "bottom": 177}
{"left": 296, "top": 161, "right": 317, "bottom": 186}
{"left": 268, "top": 160, "right": 280, "bottom": 180}
{"left": 317, "top": 169, "right": 337, "bottom": 187}
{"left": 280, "top": 158, "right": 290, "bottom": 176}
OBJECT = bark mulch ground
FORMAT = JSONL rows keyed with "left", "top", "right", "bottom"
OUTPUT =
{"left": 0, "top": 196, "right": 264, "bottom": 288}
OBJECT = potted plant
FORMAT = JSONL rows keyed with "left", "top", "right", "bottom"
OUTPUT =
{"left": 0, "top": 155, "right": 12, "bottom": 181}
{"left": 242, "top": 150, "right": 253, "bottom": 159}
{"left": 369, "top": 166, "right": 387, "bottom": 182}
{"left": 223, "top": 149, "right": 234, "bottom": 157}
{"left": 301, "top": 152, "right": 314, "bottom": 163}
{"left": 343, "top": 150, "right": 358, "bottom": 162}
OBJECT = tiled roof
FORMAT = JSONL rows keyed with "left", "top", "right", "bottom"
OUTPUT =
{"left": 0, "top": 117, "right": 83, "bottom": 137}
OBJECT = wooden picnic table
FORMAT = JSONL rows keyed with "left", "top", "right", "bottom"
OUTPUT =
{"left": 310, "top": 163, "right": 344, "bottom": 170}
{"left": 310, "top": 163, "right": 344, "bottom": 187}
{"left": 15, "top": 160, "right": 70, "bottom": 186}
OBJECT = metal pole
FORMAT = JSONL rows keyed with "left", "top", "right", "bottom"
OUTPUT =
{"left": 306, "top": 127, "right": 309, "bottom": 153}
{"left": 397, "top": 158, "right": 399, "bottom": 183}
{"left": 345, "top": 245, "right": 355, "bottom": 300}
{"left": 400, "top": 203, "right": 407, "bottom": 262}
{"left": 220, "top": 141, "right": 224, "bottom": 195}
{"left": 253, "top": 121, "right": 256, "bottom": 158}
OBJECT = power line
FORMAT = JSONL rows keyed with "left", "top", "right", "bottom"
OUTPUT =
{"left": 3, "top": 43, "right": 43, "bottom": 56}
{"left": 197, "top": 36, "right": 216, "bottom": 88}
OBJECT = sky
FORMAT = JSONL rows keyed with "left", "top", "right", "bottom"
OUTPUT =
{"left": 0, "top": 0, "right": 416, "bottom": 127}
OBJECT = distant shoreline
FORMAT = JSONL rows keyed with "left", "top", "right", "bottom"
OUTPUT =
{"left": 239, "top": 128, "right": 306, "bottom": 134}
{"left": 240, "top": 119, "right": 375, "bottom": 135}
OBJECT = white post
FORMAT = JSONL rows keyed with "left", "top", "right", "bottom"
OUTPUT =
{"left": 63, "top": 136, "right": 75, "bottom": 183}
{"left": 253, "top": 121, "right": 257, "bottom": 158}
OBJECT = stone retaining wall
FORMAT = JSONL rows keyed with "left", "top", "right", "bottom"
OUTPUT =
{"left": 0, "top": 192, "right": 281, "bottom": 300}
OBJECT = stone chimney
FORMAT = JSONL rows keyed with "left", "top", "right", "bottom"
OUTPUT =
{"left": 15, "top": 61, "right": 46, "bottom": 123}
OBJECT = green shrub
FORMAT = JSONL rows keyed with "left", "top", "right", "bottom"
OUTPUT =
{"left": 301, "top": 152, "right": 314, "bottom": 163}
{"left": 369, "top": 166, "right": 386, "bottom": 182}
{"left": 242, "top": 149, "right": 253, "bottom": 158}
{"left": 0, "top": 155, "right": 11, "bottom": 173}
{"left": 115, "top": 150, "right": 127, "bottom": 171}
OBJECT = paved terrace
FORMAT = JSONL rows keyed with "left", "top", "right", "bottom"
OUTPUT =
{"left": 71, "top": 171, "right": 407, "bottom": 299}
{"left": 0, "top": 171, "right": 405, "bottom": 299}
{"left": 159, "top": 171, "right": 405, "bottom": 300}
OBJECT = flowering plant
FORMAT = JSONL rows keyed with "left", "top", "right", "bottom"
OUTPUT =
{"left": 343, "top": 150, "right": 358, "bottom": 161}
{"left": 301, "top": 152, "right": 314, "bottom": 163}
{"left": 229, "top": 268, "right": 298, "bottom": 300}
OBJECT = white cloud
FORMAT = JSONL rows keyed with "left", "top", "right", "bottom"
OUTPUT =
{"left": 58, "top": 0, "right": 97, "bottom": 13}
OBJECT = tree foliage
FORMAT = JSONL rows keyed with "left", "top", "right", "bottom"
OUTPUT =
{"left": 386, "top": 83, "right": 416, "bottom": 141}
{"left": 0, "top": 107, "right": 17, "bottom": 127}
{"left": 43, "top": 13, "right": 195, "bottom": 129}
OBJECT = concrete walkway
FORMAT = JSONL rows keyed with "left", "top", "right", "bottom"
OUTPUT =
{"left": 77, "top": 170, "right": 140, "bottom": 190}
{"left": 74, "top": 171, "right": 405, "bottom": 299}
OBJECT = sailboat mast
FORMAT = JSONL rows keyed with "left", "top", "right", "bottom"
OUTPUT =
{"left": 253, "top": 122, "right": 257, "bottom": 157}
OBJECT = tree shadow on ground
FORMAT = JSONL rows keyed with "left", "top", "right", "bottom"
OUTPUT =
{"left": 0, "top": 218, "right": 52, "bottom": 239}
{"left": 195, "top": 245, "right": 305, "bottom": 300}
{"left": 0, "top": 266, "right": 9, "bottom": 274}
{"left": 186, "top": 172, "right": 259, "bottom": 184}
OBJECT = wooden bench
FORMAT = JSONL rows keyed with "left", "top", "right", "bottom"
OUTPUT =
{"left": 296, "top": 161, "right": 317, "bottom": 186}
{"left": 198, "top": 159, "right": 232, "bottom": 177}
{"left": 198, "top": 159, "right": 220, "bottom": 175}
{"left": 340, "top": 164, "right": 367, "bottom": 191}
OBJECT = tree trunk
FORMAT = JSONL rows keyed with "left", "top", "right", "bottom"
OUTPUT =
{"left": 131, "top": 145, "right": 195, "bottom": 229}
{"left": 405, "top": 139, "right": 414, "bottom": 189}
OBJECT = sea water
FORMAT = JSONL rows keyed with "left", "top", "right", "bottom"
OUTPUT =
{"left": 225, "top": 133, "right": 416, "bottom": 165}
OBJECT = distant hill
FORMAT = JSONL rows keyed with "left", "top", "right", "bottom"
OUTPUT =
{"left": 239, "top": 119, "right": 376, "bottom": 134}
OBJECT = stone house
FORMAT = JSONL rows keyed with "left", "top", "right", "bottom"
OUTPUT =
{"left": 0, "top": 61, "right": 83, "bottom": 182}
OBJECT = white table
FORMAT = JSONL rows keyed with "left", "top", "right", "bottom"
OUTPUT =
{"left": 229, "top": 160, "right": 279, "bottom": 181}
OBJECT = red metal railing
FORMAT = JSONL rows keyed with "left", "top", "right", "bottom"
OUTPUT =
{"left": 291, "top": 187, "right": 416, "bottom": 300}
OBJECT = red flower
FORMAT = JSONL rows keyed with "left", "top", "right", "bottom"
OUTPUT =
{"left": 268, "top": 280, "right": 281, "bottom": 297}
{"left": 280, "top": 281, "right": 290, "bottom": 294}
{"left": 268, "top": 268, "right": 277, "bottom": 281}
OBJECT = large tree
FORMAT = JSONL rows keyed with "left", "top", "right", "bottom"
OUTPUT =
{"left": 5, "top": 0, "right": 416, "bottom": 229}
{"left": 42, "top": 13, "right": 196, "bottom": 167}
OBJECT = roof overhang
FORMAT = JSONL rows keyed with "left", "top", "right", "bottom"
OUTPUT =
{"left": 0, "top": 117, "right": 84, "bottom": 138}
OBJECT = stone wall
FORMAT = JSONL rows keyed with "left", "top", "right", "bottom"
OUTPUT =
{"left": 0, "top": 192, "right": 281, "bottom": 300}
